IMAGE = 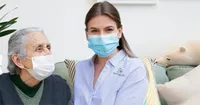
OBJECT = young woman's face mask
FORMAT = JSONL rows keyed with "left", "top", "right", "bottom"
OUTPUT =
{"left": 88, "top": 33, "right": 119, "bottom": 57}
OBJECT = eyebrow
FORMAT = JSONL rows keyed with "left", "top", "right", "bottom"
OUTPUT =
{"left": 89, "top": 26, "right": 114, "bottom": 30}
{"left": 105, "top": 26, "right": 114, "bottom": 28}
{"left": 89, "top": 27, "right": 98, "bottom": 30}
{"left": 34, "top": 43, "right": 51, "bottom": 48}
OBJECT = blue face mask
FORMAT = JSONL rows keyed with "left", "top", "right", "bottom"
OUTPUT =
{"left": 88, "top": 33, "right": 119, "bottom": 57}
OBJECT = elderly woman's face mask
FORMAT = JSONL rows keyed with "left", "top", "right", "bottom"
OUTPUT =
{"left": 23, "top": 55, "right": 55, "bottom": 80}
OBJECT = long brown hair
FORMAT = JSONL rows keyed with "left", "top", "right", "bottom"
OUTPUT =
{"left": 85, "top": 1, "right": 137, "bottom": 58}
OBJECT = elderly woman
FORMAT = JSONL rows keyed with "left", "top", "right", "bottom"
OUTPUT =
{"left": 0, "top": 27, "right": 71, "bottom": 105}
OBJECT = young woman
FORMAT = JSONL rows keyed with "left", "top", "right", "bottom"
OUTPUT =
{"left": 73, "top": 1, "right": 148, "bottom": 105}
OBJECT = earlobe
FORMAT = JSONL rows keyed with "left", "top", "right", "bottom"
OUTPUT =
{"left": 118, "top": 27, "right": 123, "bottom": 39}
{"left": 85, "top": 31, "right": 88, "bottom": 41}
{"left": 117, "top": 34, "right": 122, "bottom": 39}
{"left": 86, "top": 35, "right": 88, "bottom": 40}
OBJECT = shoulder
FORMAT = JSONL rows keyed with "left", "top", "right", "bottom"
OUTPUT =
{"left": 127, "top": 58, "right": 145, "bottom": 66}
{"left": 125, "top": 57, "right": 147, "bottom": 75}
{"left": 47, "top": 75, "right": 71, "bottom": 93}
{"left": 0, "top": 73, "right": 9, "bottom": 77}
{"left": 76, "top": 59, "right": 91, "bottom": 69}
{"left": 74, "top": 59, "right": 92, "bottom": 80}
{"left": 48, "top": 75, "right": 68, "bottom": 85}
{"left": 46, "top": 75, "right": 70, "bottom": 90}
{"left": 0, "top": 73, "right": 10, "bottom": 82}
{"left": 0, "top": 73, "right": 11, "bottom": 92}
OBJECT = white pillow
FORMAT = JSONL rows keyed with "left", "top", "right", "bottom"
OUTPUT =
{"left": 181, "top": 93, "right": 200, "bottom": 105}
{"left": 157, "top": 65, "right": 200, "bottom": 105}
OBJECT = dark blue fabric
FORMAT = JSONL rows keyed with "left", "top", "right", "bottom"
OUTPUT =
{"left": 0, "top": 73, "right": 71, "bottom": 105}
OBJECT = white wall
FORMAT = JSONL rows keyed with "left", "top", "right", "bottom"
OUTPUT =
{"left": 117, "top": 0, "right": 200, "bottom": 58}
{"left": 0, "top": 55, "right": 2, "bottom": 74}
{"left": 0, "top": 0, "right": 200, "bottom": 73}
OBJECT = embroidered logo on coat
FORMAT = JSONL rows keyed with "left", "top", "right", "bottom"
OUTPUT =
{"left": 113, "top": 68, "right": 125, "bottom": 76}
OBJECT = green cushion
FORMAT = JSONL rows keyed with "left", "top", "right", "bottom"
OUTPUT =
{"left": 166, "top": 65, "right": 195, "bottom": 81}
{"left": 149, "top": 59, "right": 169, "bottom": 84}
{"left": 53, "top": 61, "right": 70, "bottom": 82}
